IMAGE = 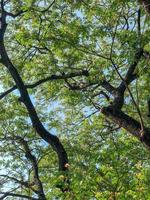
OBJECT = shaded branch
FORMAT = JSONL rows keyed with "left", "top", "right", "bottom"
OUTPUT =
{"left": 0, "top": 192, "right": 38, "bottom": 200}
{"left": 5, "top": 10, "right": 25, "bottom": 18}
{"left": 0, "top": 70, "right": 89, "bottom": 100}
{"left": 65, "top": 77, "right": 117, "bottom": 95}
{"left": 101, "top": 106, "right": 150, "bottom": 147}
{"left": 101, "top": 79, "right": 117, "bottom": 95}
{"left": 0, "top": 5, "right": 69, "bottom": 172}
{"left": 92, "top": 90, "right": 110, "bottom": 101}
{"left": 41, "top": 0, "right": 55, "bottom": 13}
{"left": 64, "top": 79, "right": 96, "bottom": 91}
{"left": 118, "top": 48, "right": 143, "bottom": 93}
{"left": 26, "top": 70, "right": 89, "bottom": 89}
{"left": 0, "top": 174, "right": 37, "bottom": 193}
{"left": 0, "top": 86, "right": 17, "bottom": 100}
{"left": 14, "top": 136, "right": 46, "bottom": 200}
{"left": 111, "top": 49, "right": 144, "bottom": 131}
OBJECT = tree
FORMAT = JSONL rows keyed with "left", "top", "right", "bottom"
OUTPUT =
{"left": 0, "top": 0, "right": 150, "bottom": 199}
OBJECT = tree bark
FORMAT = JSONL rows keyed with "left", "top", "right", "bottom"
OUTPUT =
{"left": 0, "top": 5, "right": 68, "bottom": 172}
{"left": 101, "top": 106, "right": 150, "bottom": 148}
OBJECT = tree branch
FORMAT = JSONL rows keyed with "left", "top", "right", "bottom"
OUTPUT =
{"left": 5, "top": 10, "right": 25, "bottom": 18}
{"left": 41, "top": 0, "right": 55, "bottom": 13}
{"left": 92, "top": 90, "right": 110, "bottom": 101}
{"left": 118, "top": 48, "right": 143, "bottom": 93}
{"left": 111, "top": 49, "right": 144, "bottom": 130}
{"left": 0, "top": 86, "right": 17, "bottom": 100}
{"left": 0, "top": 70, "right": 89, "bottom": 100}
{"left": 15, "top": 136, "right": 46, "bottom": 199}
{"left": 0, "top": 192, "right": 38, "bottom": 200}
{"left": 101, "top": 106, "right": 150, "bottom": 147}
{"left": 26, "top": 70, "right": 89, "bottom": 89}
{"left": 0, "top": 5, "right": 69, "bottom": 172}
{"left": 101, "top": 79, "right": 117, "bottom": 95}
{"left": 0, "top": 174, "right": 37, "bottom": 193}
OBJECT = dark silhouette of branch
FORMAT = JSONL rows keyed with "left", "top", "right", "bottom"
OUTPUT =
{"left": 26, "top": 70, "right": 89, "bottom": 89}
{"left": 5, "top": 10, "right": 25, "bottom": 18}
{"left": 0, "top": 3, "right": 69, "bottom": 172}
{"left": 92, "top": 90, "right": 110, "bottom": 101}
{"left": 99, "top": 47, "right": 150, "bottom": 146}
{"left": 118, "top": 48, "right": 143, "bottom": 93}
{"left": 110, "top": 49, "right": 145, "bottom": 131}
{"left": 41, "top": 0, "right": 55, "bottom": 12}
{"left": 14, "top": 136, "right": 46, "bottom": 200}
{"left": 100, "top": 79, "right": 117, "bottom": 95}
{"left": 0, "top": 70, "right": 89, "bottom": 100}
{"left": 101, "top": 106, "right": 150, "bottom": 146}
{"left": 0, "top": 192, "right": 38, "bottom": 200}
{"left": 0, "top": 174, "right": 37, "bottom": 194}
{"left": 0, "top": 86, "right": 17, "bottom": 100}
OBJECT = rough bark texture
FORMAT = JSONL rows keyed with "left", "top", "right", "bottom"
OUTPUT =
{"left": 101, "top": 106, "right": 150, "bottom": 147}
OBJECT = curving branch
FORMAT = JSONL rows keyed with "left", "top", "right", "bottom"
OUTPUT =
{"left": 0, "top": 70, "right": 89, "bottom": 100}
{"left": 99, "top": 48, "right": 150, "bottom": 147}
{"left": 15, "top": 136, "right": 46, "bottom": 200}
{"left": 26, "top": 70, "right": 89, "bottom": 88}
{"left": 0, "top": 3, "right": 69, "bottom": 172}
{"left": 0, "top": 192, "right": 38, "bottom": 200}
{"left": 0, "top": 86, "right": 17, "bottom": 100}
{"left": 118, "top": 48, "right": 143, "bottom": 94}
{"left": 101, "top": 106, "right": 150, "bottom": 141}
{"left": 5, "top": 10, "right": 25, "bottom": 18}
{"left": 0, "top": 174, "right": 37, "bottom": 194}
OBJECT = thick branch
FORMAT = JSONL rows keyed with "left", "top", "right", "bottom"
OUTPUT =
{"left": 0, "top": 3, "right": 7, "bottom": 41}
{"left": 1, "top": 43, "right": 68, "bottom": 171}
{"left": 108, "top": 48, "right": 143, "bottom": 110}
{"left": 118, "top": 48, "right": 143, "bottom": 93}
{"left": 101, "top": 106, "right": 150, "bottom": 147}
{"left": 65, "top": 77, "right": 117, "bottom": 96}
{"left": 101, "top": 79, "right": 117, "bottom": 95}
{"left": 0, "top": 9, "right": 68, "bottom": 172}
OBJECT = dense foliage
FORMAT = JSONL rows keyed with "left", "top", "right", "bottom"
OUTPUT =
{"left": 0, "top": 0, "right": 150, "bottom": 199}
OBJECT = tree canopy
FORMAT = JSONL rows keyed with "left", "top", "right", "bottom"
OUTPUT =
{"left": 0, "top": 0, "right": 150, "bottom": 199}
